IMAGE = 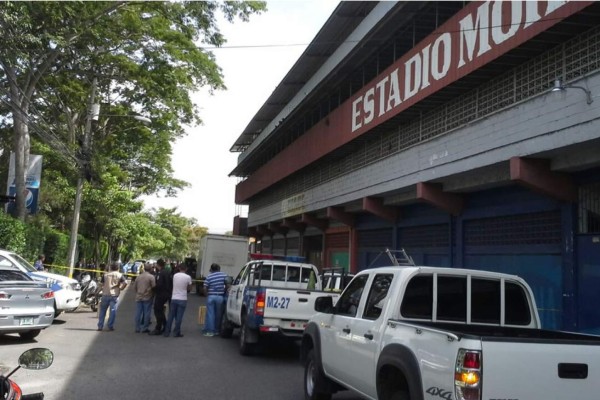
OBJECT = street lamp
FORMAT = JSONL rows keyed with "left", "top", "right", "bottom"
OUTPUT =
{"left": 552, "top": 78, "right": 593, "bottom": 105}
{"left": 65, "top": 93, "right": 152, "bottom": 278}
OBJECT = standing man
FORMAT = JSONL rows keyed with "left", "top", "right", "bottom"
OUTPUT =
{"left": 134, "top": 263, "right": 156, "bottom": 333}
{"left": 149, "top": 259, "right": 171, "bottom": 335}
{"left": 163, "top": 263, "right": 192, "bottom": 338}
{"left": 97, "top": 262, "right": 127, "bottom": 331}
{"left": 203, "top": 263, "right": 228, "bottom": 337}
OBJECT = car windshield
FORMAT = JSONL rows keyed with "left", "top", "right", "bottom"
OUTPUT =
{"left": 10, "top": 252, "right": 37, "bottom": 272}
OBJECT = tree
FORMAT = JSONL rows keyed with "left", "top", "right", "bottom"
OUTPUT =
{"left": 152, "top": 207, "right": 195, "bottom": 260}
{"left": 187, "top": 224, "right": 209, "bottom": 258}
{"left": 0, "top": 1, "right": 266, "bottom": 220}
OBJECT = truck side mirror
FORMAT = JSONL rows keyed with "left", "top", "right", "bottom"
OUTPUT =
{"left": 315, "top": 296, "right": 334, "bottom": 313}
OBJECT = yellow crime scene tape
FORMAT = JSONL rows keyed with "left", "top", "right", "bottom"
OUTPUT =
{"left": 41, "top": 262, "right": 206, "bottom": 283}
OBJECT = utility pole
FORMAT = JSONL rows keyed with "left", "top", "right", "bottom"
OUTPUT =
{"left": 66, "top": 76, "right": 97, "bottom": 278}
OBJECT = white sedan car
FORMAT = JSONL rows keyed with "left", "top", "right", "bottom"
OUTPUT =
{"left": 0, "top": 266, "right": 55, "bottom": 340}
{"left": 0, "top": 249, "right": 81, "bottom": 316}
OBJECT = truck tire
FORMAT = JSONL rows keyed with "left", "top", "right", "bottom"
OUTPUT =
{"left": 389, "top": 391, "right": 409, "bottom": 400}
{"left": 220, "top": 312, "right": 234, "bottom": 339}
{"left": 239, "top": 316, "right": 256, "bottom": 356}
{"left": 19, "top": 329, "right": 41, "bottom": 340}
{"left": 304, "top": 349, "right": 332, "bottom": 400}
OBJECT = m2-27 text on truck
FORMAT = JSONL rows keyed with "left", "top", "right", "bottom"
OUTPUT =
{"left": 222, "top": 255, "right": 339, "bottom": 355}
{"left": 301, "top": 265, "right": 600, "bottom": 400}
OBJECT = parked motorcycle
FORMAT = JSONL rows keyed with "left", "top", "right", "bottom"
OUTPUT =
{"left": 79, "top": 272, "right": 100, "bottom": 312}
{"left": 0, "top": 348, "right": 53, "bottom": 400}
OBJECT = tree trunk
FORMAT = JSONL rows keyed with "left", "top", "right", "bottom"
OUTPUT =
{"left": 12, "top": 111, "right": 30, "bottom": 221}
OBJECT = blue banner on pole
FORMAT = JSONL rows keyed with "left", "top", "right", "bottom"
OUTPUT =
{"left": 5, "top": 153, "right": 43, "bottom": 215}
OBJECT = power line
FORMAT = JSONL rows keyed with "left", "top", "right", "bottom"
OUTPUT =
{"left": 0, "top": 14, "right": 574, "bottom": 51}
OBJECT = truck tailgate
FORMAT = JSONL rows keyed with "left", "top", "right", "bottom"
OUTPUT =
{"left": 481, "top": 339, "right": 600, "bottom": 398}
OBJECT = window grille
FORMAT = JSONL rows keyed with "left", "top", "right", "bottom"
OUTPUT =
{"left": 358, "top": 228, "right": 393, "bottom": 248}
{"left": 578, "top": 183, "right": 600, "bottom": 233}
{"left": 399, "top": 224, "right": 449, "bottom": 248}
{"left": 273, "top": 238, "right": 285, "bottom": 250}
{"left": 250, "top": 26, "right": 600, "bottom": 213}
{"left": 464, "top": 211, "right": 561, "bottom": 246}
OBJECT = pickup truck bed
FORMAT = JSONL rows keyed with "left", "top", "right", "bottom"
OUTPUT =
{"left": 409, "top": 320, "right": 600, "bottom": 342}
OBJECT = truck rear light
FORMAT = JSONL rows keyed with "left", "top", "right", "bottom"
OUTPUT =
{"left": 455, "top": 349, "right": 482, "bottom": 400}
{"left": 255, "top": 292, "right": 265, "bottom": 316}
{"left": 259, "top": 326, "right": 279, "bottom": 332}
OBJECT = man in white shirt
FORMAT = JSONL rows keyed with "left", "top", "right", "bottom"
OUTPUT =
{"left": 163, "top": 263, "right": 192, "bottom": 337}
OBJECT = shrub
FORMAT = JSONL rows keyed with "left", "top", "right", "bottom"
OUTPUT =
{"left": 43, "top": 229, "right": 70, "bottom": 275}
{"left": 0, "top": 212, "right": 26, "bottom": 253}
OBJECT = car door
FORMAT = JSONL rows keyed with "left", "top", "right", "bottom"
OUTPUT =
{"left": 349, "top": 273, "right": 395, "bottom": 398}
{"left": 228, "top": 264, "right": 249, "bottom": 324}
{"left": 320, "top": 273, "right": 369, "bottom": 386}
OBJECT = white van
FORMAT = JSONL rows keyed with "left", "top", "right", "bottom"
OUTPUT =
{"left": 0, "top": 249, "right": 81, "bottom": 316}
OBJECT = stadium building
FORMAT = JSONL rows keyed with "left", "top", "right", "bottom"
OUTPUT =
{"left": 230, "top": 1, "right": 600, "bottom": 332}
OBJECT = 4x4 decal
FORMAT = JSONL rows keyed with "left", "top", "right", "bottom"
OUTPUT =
{"left": 426, "top": 386, "right": 452, "bottom": 400}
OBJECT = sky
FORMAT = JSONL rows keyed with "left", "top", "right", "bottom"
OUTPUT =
{"left": 142, "top": 1, "right": 340, "bottom": 233}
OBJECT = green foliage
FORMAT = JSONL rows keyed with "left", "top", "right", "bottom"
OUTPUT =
{"left": 187, "top": 225, "right": 208, "bottom": 258}
{"left": 43, "top": 229, "right": 70, "bottom": 273}
{"left": 0, "top": 1, "right": 262, "bottom": 259}
{"left": 24, "top": 224, "right": 46, "bottom": 261}
{"left": 0, "top": 212, "right": 26, "bottom": 253}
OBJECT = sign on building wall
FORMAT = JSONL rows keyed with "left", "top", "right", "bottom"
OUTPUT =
{"left": 282, "top": 193, "right": 305, "bottom": 218}
{"left": 6, "top": 152, "right": 43, "bottom": 215}
{"left": 350, "top": 1, "right": 591, "bottom": 135}
{"left": 237, "top": 0, "right": 593, "bottom": 203}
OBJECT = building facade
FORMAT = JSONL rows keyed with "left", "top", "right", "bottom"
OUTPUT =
{"left": 230, "top": 1, "right": 600, "bottom": 332}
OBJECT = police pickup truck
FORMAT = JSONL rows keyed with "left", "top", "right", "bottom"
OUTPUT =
{"left": 221, "top": 255, "right": 339, "bottom": 355}
{"left": 301, "top": 265, "right": 600, "bottom": 400}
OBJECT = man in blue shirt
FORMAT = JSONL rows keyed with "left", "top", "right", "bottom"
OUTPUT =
{"left": 34, "top": 255, "right": 45, "bottom": 271}
{"left": 202, "top": 263, "right": 228, "bottom": 337}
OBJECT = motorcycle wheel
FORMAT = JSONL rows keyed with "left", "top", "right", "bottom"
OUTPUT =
{"left": 91, "top": 299, "right": 98, "bottom": 312}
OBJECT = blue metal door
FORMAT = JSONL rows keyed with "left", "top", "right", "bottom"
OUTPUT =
{"left": 576, "top": 235, "right": 600, "bottom": 334}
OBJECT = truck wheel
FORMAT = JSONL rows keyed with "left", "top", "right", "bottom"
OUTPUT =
{"left": 304, "top": 349, "right": 332, "bottom": 400}
{"left": 389, "top": 391, "right": 409, "bottom": 400}
{"left": 19, "top": 330, "right": 41, "bottom": 340}
{"left": 239, "top": 317, "right": 256, "bottom": 356}
{"left": 220, "top": 312, "right": 234, "bottom": 339}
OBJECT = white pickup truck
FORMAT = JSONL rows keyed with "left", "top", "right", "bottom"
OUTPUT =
{"left": 221, "top": 256, "right": 339, "bottom": 355}
{"left": 301, "top": 265, "right": 600, "bottom": 400}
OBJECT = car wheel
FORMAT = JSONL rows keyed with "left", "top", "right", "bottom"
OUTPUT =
{"left": 304, "top": 349, "right": 332, "bottom": 400}
{"left": 54, "top": 301, "right": 62, "bottom": 318}
{"left": 19, "top": 330, "right": 41, "bottom": 340}
{"left": 220, "top": 312, "right": 234, "bottom": 339}
{"left": 238, "top": 315, "right": 255, "bottom": 356}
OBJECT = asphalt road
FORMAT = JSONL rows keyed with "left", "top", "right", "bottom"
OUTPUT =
{"left": 1, "top": 284, "right": 361, "bottom": 400}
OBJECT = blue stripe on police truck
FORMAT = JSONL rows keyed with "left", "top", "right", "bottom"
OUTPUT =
{"left": 267, "top": 296, "right": 290, "bottom": 309}
{"left": 29, "top": 273, "right": 63, "bottom": 291}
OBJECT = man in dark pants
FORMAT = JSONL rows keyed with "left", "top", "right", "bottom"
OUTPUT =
{"left": 149, "top": 259, "right": 172, "bottom": 335}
